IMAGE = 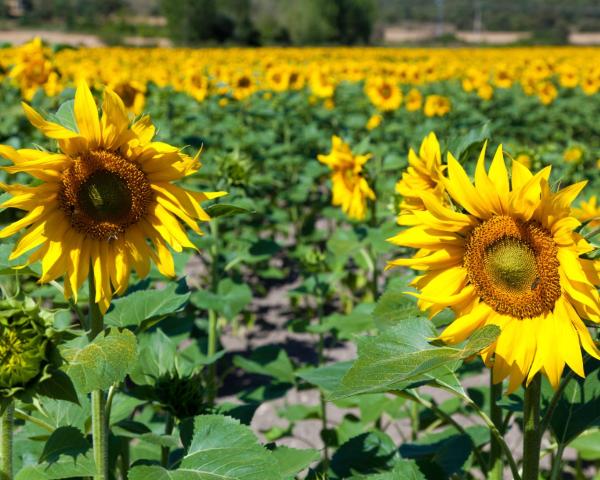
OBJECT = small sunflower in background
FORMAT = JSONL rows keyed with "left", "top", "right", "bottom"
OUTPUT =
{"left": 231, "top": 70, "right": 256, "bottom": 100}
{"left": 364, "top": 77, "right": 402, "bottom": 112}
{"left": 405, "top": 88, "right": 423, "bottom": 112}
{"left": 317, "top": 136, "right": 375, "bottom": 221}
{"left": 365, "top": 114, "right": 382, "bottom": 131}
{"left": 563, "top": 145, "right": 584, "bottom": 164}
{"left": 423, "top": 94, "right": 451, "bottom": 117}
{"left": 395, "top": 132, "right": 446, "bottom": 213}
{"left": 388, "top": 140, "right": 600, "bottom": 393}
{"left": 572, "top": 195, "right": 600, "bottom": 228}
{"left": 109, "top": 78, "right": 147, "bottom": 115}
{"left": 0, "top": 82, "right": 225, "bottom": 312}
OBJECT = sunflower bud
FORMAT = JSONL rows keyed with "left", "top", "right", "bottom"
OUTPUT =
{"left": 0, "top": 298, "right": 50, "bottom": 394}
{"left": 154, "top": 372, "right": 209, "bottom": 419}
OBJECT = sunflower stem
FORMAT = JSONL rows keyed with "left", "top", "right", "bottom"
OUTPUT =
{"left": 161, "top": 411, "right": 174, "bottom": 468}
{"left": 314, "top": 275, "right": 329, "bottom": 478}
{"left": 88, "top": 273, "right": 108, "bottom": 480}
{"left": 0, "top": 402, "right": 14, "bottom": 480}
{"left": 522, "top": 373, "right": 542, "bottom": 480}
{"left": 489, "top": 375, "right": 504, "bottom": 480}
{"left": 206, "top": 218, "right": 220, "bottom": 405}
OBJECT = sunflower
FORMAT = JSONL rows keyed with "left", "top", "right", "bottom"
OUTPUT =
{"left": 405, "top": 88, "right": 423, "bottom": 112}
{"left": 109, "top": 79, "right": 147, "bottom": 115}
{"left": 364, "top": 77, "right": 402, "bottom": 112}
{"left": 387, "top": 142, "right": 600, "bottom": 393}
{"left": 423, "top": 95, "right": 451, "bottom": 117}
{"left": 0, "top": 82, "right": 225, "bottom": 312}
{"left": 572, "top": 195, "right": 600, "bottom": 228}
{"left": 317, "top": 136, "right": 375, "bottom": 221}
{"left": 395, "top": 132, "right": 446, "bottom": 213}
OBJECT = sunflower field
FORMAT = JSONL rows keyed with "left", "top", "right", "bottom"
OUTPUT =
{"left": 0, "top": 38, "right": 598, "bottom": 480}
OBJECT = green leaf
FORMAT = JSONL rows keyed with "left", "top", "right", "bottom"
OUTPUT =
{"left": 16, "top": 453, "right": 96, "bottom": 480}
{"left": 447, "top": 123, "right": 491, "bottom": 164}
{"left": 191, "top": 279, "right": 252, "bottom": 321}
{"left": 350, "top": 460, "right": 425, "bottom": 479}
{"left": 205, "top": 203, "right": 253, "bottom": 219}
{"left": 270, "top": 446, "right": 319, "bottom": 479}
{"left": 296, "top": 361, "right": 352, "bottom": 393}
{"left": 399, "top": 431, "right": 472, "bottom": 479}
{"left": 569, "top": 429, "right": 600, "bottom": 460}
{"left": 332, "top": 319, "right": 499, "bottom": 399}
{"left": 372, "top": 277, "right": 420, "bottom": 331}
{"left": 550, "top": 357, "right": 600, "bottom": 445}
{"left": 36, "top": 370, "right": 80, "bottom": 405}
{"left": 64, "top": 328, "right": 137, "bottom": 393}
{"left": 0, "top": 242, "right": 38, "bottom": 276}
{"left": 129, "top": 414, "right": 280, "bottom": 480}
{"left": 105, "top": 280, "right": 190, "bottom": 328}
{"left": 330, "top": 431, "right": 399, "bottom": 478}
{"left": 234, "top": 346, "right": 295, "bottom": 383}
{"left": 39, "top": 426, "right": 89, "bottom": 463}
{"left": 51, "top": 100, "right": 78, "bottom": 132}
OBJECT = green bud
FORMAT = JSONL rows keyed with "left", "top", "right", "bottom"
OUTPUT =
{"left": 0, "top": 298, "right": 50, "bottom": 392}
{"left": 154, "top": 372, "right": 209, "bottom": 419}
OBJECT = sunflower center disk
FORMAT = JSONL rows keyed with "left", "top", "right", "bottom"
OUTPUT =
{"left": 79, "top": 171, "right": 132, "bottom": 222}
{"left": 60, "top": 149, "right": 153, "bottom": 240}
{"left": 485, "top": 239, "right": 537, "bottom": 293}
{"left": 464, "top": 215, "right": 561, "bottom": 319}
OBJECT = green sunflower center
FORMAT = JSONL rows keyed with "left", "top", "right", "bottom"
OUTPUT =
{"left": 484, "top": 238, "right": 537, "bottom": 293}
{"left": 79, "top": 170, "right": 133, "bottom": 222}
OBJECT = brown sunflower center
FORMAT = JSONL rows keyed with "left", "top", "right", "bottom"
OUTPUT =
{"left": 464, "top": 215, "right": 561, "bottom": 318}
{"left": 60, "top": 149, "right": 153, "bottom": 240}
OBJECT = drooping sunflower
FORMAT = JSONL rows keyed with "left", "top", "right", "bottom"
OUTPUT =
{"left": 387, "top": 143, "right": 600, "bottom": 392}
{"left": 0, "top": 82, "right": 225, "bottom": 312}
{"left": 317, "top": 136, "right": 375, "bottom": 221}
{"left": 395, "top": 132, "right": 446, "bottom": 213}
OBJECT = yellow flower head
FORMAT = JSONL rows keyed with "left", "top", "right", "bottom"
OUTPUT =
{"left": 403, "top": 88, "right": 421, "bottom": 112}
{"left": 388, "top": 142, "right": 600, "bottom": 393}
{"left": 572, "top": 196, "right": 600, "bottom": 228}
{"left": 231, "top": 71, "right": 256, "bottom": 100}
{"left": 109, "top": 79, "right": 147, "bottom": 115}
{"left": 364, "top": 77, "right": 402, "bottom": 112}
{"left": 0, "top": 82, "right": 225, "bottom": 312}
{"left": 317, "top": 136, "right": 375, "bottom": 221}
{"left": 514, "top": 153, "right": 532, "bottom": 169}
{"left": 8, "top": 37, "right": 58, "bottom": 101}
{"left": 395, "top": 132, "right": 446, "bottom": 213}
{"left": 366, "top": 114, "right": 382, "bottom": 131}
{"left": 424, "top": 95, "right": 451, "bottom": 117}
{"left": 563, "top": 146, "right": 583, "bottom": 164}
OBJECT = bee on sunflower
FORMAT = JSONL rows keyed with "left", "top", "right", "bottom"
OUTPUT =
{"left": 0, "top": 81, "right": 225, "bottom": 313}
{"left": 317, "top": 136, "right": 375, "bottom": 221}
{"left": 388, "top": 138, "right": 600, "bottom": 393}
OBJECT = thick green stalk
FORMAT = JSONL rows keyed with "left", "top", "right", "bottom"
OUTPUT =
{"left": 315, "top": 281, "right": 329, "bottom": 478}
{"left": 522, "top": 374, "right": 542, "bottom": 480}
{"left": 161, "top": 412, "right": 175, "bottom": 468}
{"left": 206, "top": 218, "right": 220, "bottom": 405}
{"left": 489, "top": 375, "right": 504, "bottom": 480}
{"left": 88, "top": 273, "right": 108, "bottom": 480}
{"left": 0, "top": 402, "right": 14, "bottom": 480}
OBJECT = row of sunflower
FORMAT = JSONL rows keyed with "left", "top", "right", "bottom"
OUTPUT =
{"left": 3, "top": 39, "right": 600, "bottom": 110}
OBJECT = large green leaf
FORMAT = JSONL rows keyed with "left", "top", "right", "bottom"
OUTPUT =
{"left": 550, "top": 357, "right": 600, "bottom": 445}
{"left": 64, "top": 328, "right": 137, "bottom": 393}
{"left": 233, "top": 345, "right": 295, "bottom": 383}
{"left": 39, "top": 426, "right": 89, "bottom": 463}
{"left": 16, "top": 454, "right": 96, "bottom": 480}
{"left": 296, "top": 361, "right": 352, "bottom": 393}
{"left": 191, "top": 278, "right": 252, "bottom": 321}
{"left": 270, "top": 445, "right": 319, "bottom": 479}
{"left": 129, "top": 415, "right": 280, "bottom": 480}
{"left": 350, "top": 460, "right": 425, "bottom": 479}
{"left": 399, "top": 431, "right": 472, "bottom": 479}
{"left": 569, "top": 429, "right": 600, "bottom": 460}
{"left": 104, "top": 280, "right": 190, "bottom": 328}
{"left": 332, "top": 319, "right": 499, "bottom": 399}
{"left": 330, "top": 431, "right": 398, "bottom": 478}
